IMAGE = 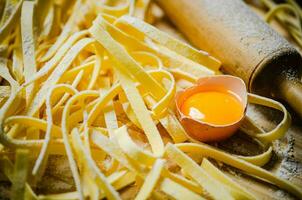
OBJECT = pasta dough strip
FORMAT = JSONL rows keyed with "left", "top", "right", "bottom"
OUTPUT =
{"left": 89, "top": 22, "right": 165, "bottom": 156}
{"left": 160, "top": 178, "right": 205, "bottom": 200}
{"left": 176, "top": 143, "right": 302, "bottom": 198}
{"left": 116, "top": 15, "right": 221, "bottom": 71}
{"left": 135, "top": 159, "right": 165, "bottom": 200}
{"left": 26, "top": 38, "right": 94, "bottom": 116}
{"left": 21, "top": 1, "right": 37, "bottom": 105}
{"left": 165, "top": 143, "right": 234, "bottom": 200}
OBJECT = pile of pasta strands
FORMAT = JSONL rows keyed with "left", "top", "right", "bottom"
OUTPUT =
{"left": 0, "top": 0, "right": 301, "bottom": 199}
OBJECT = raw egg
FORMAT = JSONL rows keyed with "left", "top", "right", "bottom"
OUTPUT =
{"left": 181, "top": 90, "right": 244, "bottom": 126}
{"left": 176, "top": 75, "right": 247, "bottom": 142}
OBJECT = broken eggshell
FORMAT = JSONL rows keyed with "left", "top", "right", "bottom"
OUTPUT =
{"left": 175, "top": 75, "right": 248, "bottom": 142}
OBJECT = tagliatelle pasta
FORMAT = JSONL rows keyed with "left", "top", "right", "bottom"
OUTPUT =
{"left": 115, "top": 15, "right": 221, "bottom": 71}
{"left": 21, "top": 1, "right": 37, "bottom": 106}
{"left": 0, "top": 0, "right": 301, "bottom": 199}
{"left": 134, "top": 159, "right": 165, "bottom": 200}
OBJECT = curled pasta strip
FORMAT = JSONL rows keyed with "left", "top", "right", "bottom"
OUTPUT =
{"left": 115, "top": 126, "right": 157, "bottom": 167}
{"left": 59, "top": 60, "right": 95, "bottom": 83}
{"left": 165, "top": 143, "right": 234, "bottom": 200}
{"left": 4, "top": 116, "right": 62, "bottom": 138}
{"left": 26, "top": 38, "right": 95, "bottom": 116}
{"left": 247, "top": 93, "right": 291, "bottom": 142}
{"left": 0, "top": 58, "right": 19, "bottom": 93}
{"left": 71, "top": 128, "right": 121, "bottom": 200}
{"left": 229, "top": 93, "right": 290, "bottom": 167}
{"left": 100, "top": 78, "right": 119, "bottom": 139}
{"left": 0, "top": 85, "right": 43, "bottom": 149}
{"left": 25, "top": 30, "right": 88, "bottom": 86}
{"left": 201, "top": 158, "right": 256, "bottom": 200}
{"left": 176, "top": 143, "right": 302, "bottom": 198}
{"left": 91, "top": 15, "right": 166, "bottom": 99}
{"left": 90, "top": 20, "right": 165, "bottom": 156}
{"left": 115, "top": 15, "right": 221, "bottom": 71}
{"left": 91, "top": 128, "right": 138, "bottom": 173}
{"left": 159, "top": 113, "right": 188, "bottom": 143}
{"left": 86, "top": 84, "right": 122, "bottom": 126}
{"left": 32, "top": 84, "right": 78, "bottom": 179}
{"left": 61, "top": 90, "right": 100, "bottom": 200}
{"left": 148, "top": 70, "right": 176, "bottom": 118}
{"left": 130, "top": 51, "right": 164, "bottom": 70}
{"left": 95, "top": 0, "right": 134, "bottom": 17}
{"left": 0, "top": 0, "right": 23, "bottom": 43}
{"left": 262, "top": 0, "right": 302, "bottom": 47}
{"left": 40, "top": 0, "right": 92, "bottom": 62}
{"left": 237, "top": 146, "right": 273, "bottom": 167}
{"left": 53, "top": 70, "right": 85, "bottom": 114}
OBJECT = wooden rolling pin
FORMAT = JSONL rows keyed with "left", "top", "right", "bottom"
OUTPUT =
{"left": 156, "top": 0, "right": 302, "bottom": 118}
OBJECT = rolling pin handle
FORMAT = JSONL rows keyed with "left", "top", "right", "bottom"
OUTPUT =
{"left": 277, "top": 77, "right": 302, "bottom": 119}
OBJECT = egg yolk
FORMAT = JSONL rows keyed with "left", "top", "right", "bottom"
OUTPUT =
{"left": 181, "top": 90, "right": 244, "bottom": 125}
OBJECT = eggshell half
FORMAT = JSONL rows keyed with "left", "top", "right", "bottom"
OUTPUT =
{"left": 175, "top": 75, "right": 248, "bottom": 142}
